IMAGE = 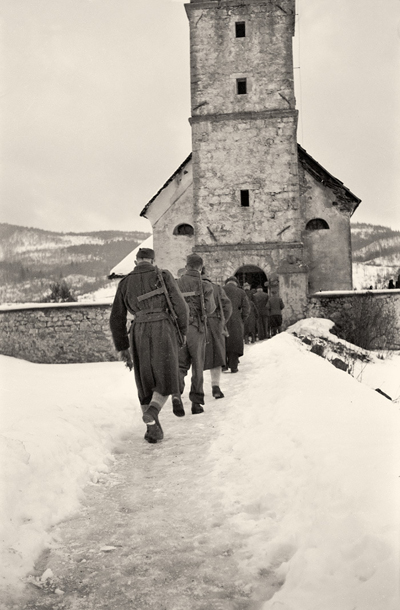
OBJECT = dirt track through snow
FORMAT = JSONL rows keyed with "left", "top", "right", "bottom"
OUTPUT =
{"left": 8, "top": 386, "right": 271, "bottom": 610}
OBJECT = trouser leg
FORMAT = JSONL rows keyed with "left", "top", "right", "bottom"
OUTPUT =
{"left": 177, "top": 340, "right": 191, "bottom": 396}
{"left": 210, "top": 366, "right": 221, "bottom": 387}
{"left": 186, "top": 326, "right": 206, "bottom": 404}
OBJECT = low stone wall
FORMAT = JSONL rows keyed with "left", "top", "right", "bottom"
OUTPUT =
{"left": 306, "top": 289, "right": 400, "bottom": 350}
{"left": 2, "top": 290, "right": 399, "bottom": 364}
{"left": 0, "top": 302, "right": 118, "bottom": 364}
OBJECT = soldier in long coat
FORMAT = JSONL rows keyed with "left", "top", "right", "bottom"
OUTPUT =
{"left": 243, "top": 283, "right": 258, "bottom": 343}
{"left": 252, "top": 286, "right": 270, "bottom": 340}
{"left": 202, "top": 270, "right": 232, "bottom": 399}
{"left": 223, "top": 277, "right": 250, "bottom": 373}
{"left": 110, "top": 247, "right": 188, "bottom": 443}
{"left": 172, "top": 254, "right": 216, "bottom": 416}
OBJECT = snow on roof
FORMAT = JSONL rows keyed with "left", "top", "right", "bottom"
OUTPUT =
{"left": 108, "top": 234, "right": 153, "bottom": 278}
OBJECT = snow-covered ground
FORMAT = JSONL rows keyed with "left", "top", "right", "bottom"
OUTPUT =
{"left": 0, "top": 319, "right": 399, "bottom": 608}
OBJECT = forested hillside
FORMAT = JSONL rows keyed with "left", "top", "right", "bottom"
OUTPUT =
{"left": 351, "top": 222, "right": 400, "bottom": 289}
{"left": 1, "top": 222, "right": 399, "bottom": 303}
{"left": 0, "top": 224, "right": 149, "bottom": 303}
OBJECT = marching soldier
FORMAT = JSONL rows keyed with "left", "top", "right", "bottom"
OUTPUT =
{"left": 202, "top": 268, "right": 232, "bottom": 399}
{"left": 223, "top": 276, "right": 250, "bottom": 373}
{"left": 172, "top": 254, "right": 216, "bottom": 416}
{"left": 110, "top": 247, "right": 188, "bottom": 443}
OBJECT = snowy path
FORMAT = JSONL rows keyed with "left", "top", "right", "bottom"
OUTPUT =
{"left": 2, "top": 325, "right": 399, "bottom": 610}
{"left": 12, "top": 384, "right": 275, "bottom": 610}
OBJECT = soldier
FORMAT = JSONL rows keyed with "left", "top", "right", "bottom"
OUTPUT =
{"left": 243, "top": 282, "right": 258, "bottom": 344}
{"left": 109, "top": 247, "right": 188, "bottom": 444}
{"left": 172, "top": 254, "right": 216, "bottom": 415}
{"left": 223, "top": 277, "right": 250, "bottom": 373}
{"left": 252, "top": 285, "right": 269, "bottom": 340}
{"left": 267, "top": 292, "right": 285, "bottom": 336}
{"left": 202, "top": 268, "right": 232, "bottom": 399}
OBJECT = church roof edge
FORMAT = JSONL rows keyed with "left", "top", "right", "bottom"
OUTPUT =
{"left": 140, "top": 145, "right": 361, "bottom": 219}
{"left": 140, "top": 153, "right": 192, "bottom": 219}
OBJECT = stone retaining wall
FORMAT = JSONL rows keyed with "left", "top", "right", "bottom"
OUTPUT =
{"left": 0, "top": 302, "right": 118, "bottom": 364}
{"left": 306, "top": 289, "right": 400, "bottom": 350}
{"left": 1, "top": 290, "right": 399, "bottom": 364}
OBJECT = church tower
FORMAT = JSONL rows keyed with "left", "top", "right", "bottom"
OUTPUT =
{"left": 135, "top": 1, "right": 360, "bottom": 326}
{"left": 185, "top": 0, "right": 306, "bottom": 300}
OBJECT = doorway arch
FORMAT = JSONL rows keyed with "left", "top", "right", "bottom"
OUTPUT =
{"left": 235, "top": 265, "right": 268, "bottom": 290}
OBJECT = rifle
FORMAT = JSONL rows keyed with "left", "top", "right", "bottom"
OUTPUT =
{"left": 198, "top": 271, "right": 207, "bottom": 335}
{"left": 217, "top": 290, "right": 229, "bottom": 337}
{"left": 155, "top": 267, "right": 185, "bottom": 348}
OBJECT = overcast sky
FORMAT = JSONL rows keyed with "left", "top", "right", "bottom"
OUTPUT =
{"left": 1, "top": 0, "right": 399, "bottom": 234}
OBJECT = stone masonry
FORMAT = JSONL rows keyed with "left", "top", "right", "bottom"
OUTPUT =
{"left": 0, "top": 303, "right": 118, "bottom": 364}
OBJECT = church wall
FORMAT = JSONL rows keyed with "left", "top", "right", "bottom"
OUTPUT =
{"left": 152, "top": 183, "right": 195, "bottom": 276}
{"left": 192, "top": 114, "right": 302, "bottom": 246}
{"left": 299, "top": 166, "right": 353, "bottom": 292}
{"left": 195, "top": 243, "right": 308, "bottom": 327}
{"left": 187, "top": 0, "right": 296, "bottom": 116}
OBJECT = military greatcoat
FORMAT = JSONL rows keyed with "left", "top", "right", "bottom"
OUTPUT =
{"left": 223, "top": 283, "right": 250, "bottom": 357}
{"left": 203, "top": 279, "right": 232, "bottom": 370}
{"left": 110, "top": 262, "right": 188, "bottom": 406}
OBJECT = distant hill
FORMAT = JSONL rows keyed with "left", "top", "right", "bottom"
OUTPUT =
{"left": 351, "top": 222, "right": 400, "bottom": 289}
{"left": 0, "top": 223, "right": 150, "bottom": 303}
{"left": 1, "top": 221, "right": 399, "bottom": 304}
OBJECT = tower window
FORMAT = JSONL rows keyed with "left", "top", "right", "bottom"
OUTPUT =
{"left": 240, "top": 190, "right": 250, "bottom": 207}
{"left": 173, "top": 223, "right": 194, "bottom": 236}
{"left": 305, "top": 218, "right": 329, "bottom": 231}
{"left": 235, "top": 22, "right": 246, "bottom": 38}
{"left": 237, "top": 78, "right": 247, "bottom": 95}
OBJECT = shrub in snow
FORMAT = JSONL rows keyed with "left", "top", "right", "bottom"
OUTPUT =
{"left": 41, "top": 280, "right": 76, "bottom": 303}
{"left": 330, "top": 293, "right": 398, "bottom": 350}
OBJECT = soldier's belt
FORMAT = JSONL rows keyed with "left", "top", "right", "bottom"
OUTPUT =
{"left": 137, "top": 287, "right": 165, "bottom": 302}
{"left": 134, "top": 308, "right": 169, "bottom": 322}
{"left": 181, "top": 291, "right": 199, "bottom": 298}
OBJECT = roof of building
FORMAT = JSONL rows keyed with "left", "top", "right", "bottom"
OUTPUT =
{"left": 140, "top": 146, "right": 361, "bottom": 219}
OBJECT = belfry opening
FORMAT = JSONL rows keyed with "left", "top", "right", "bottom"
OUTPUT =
{"left": 235, "top": 265, "right": 267, "bottom": 290}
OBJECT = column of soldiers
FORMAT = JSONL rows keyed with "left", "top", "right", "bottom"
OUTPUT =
{"left": 109, "top": 248, "right": 281, "bottom": 444}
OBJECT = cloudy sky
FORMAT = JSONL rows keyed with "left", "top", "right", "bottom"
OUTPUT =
{"left": 1, "top": 0, "right": 399, "bottom": 234}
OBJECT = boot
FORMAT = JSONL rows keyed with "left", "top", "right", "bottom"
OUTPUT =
{"left": 142, "top": 406, "right": 164, "bottom": 442}
{"left": 212, "top": 386, "right": 224, "bottom": 399}
{"left": 172, "top": 395, "right": 185, "bottom": 417}
{"left": 191, "top": 403, "right": 204, "bottom": 415}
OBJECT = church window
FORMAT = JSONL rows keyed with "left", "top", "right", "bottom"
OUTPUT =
{"left": 235, "top": 22, "right": 246, "bottom": 38}
{"left": 305, "top": 218, "right": 329, "bottom": 231}
{"left": 173, "top": 223, "right": 194, "bottom": 236}
{"left": 240, "top": 190, "right": 250, "bottom": 207}
{"left": 237, "top": 78, "right": 247, "bottom": 95}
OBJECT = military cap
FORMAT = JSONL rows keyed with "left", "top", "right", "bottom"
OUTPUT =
{"left": 186, "top": 253, "right": 203, "bottom": 268}
{"left": 225, "top": 276, "right": 239, "bottom": 285}
{"left": 136, "top": 247, "right": 155, "bottom": 259}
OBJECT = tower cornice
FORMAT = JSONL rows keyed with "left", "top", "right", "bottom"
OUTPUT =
{"left": 189, "top": 108, "right": 298, "bottom": 125}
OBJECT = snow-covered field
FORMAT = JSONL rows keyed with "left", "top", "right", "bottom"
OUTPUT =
{"left": 0, "top": 319, "right": 399, "bottom": 608}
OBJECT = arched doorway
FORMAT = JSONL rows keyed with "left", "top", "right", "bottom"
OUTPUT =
{"left": 235, "top": 265, "right": 268, "bottom": 291}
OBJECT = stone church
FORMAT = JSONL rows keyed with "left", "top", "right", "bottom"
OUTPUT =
{"left": 136, "top": 0, "right": 361, "bottom": 326}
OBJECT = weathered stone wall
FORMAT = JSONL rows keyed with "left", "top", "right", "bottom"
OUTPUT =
{"left": 0, "top": 302, "right": 118, "bottom": 364}
{"left": 187, "top": 0, "right": 301, "bottom": 249}
{"left": 195, "top": 242, "right": 308, "bottom": 326}
{"left": 187, "top": 0, "right": 296, "bottom": 116}
{"left": 153, "top": 182, "right": 195, "bottom": 276}
{"left": 299, "top": 164, "right": 354, "bottom": 292}
{"left": 306, "top": 290, "right": 400, "bottom": 350}
{"left": 191, "top": 114, "right": 301, "bottom": 246}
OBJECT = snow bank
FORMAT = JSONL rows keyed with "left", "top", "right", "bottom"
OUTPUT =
{"left": 208, "top": 332, "right": 400, "bottom": 610}
{"left": 0, "top": 357, "right": 139, "bottom": 589}
{"left": 1, "top": 319, "right": 399, "bottom": 608}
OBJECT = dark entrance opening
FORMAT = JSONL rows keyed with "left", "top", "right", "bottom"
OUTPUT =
{"left": 235, "top": 265, "right": 268, "bottom": 291}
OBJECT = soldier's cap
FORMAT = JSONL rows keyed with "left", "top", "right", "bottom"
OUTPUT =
{"left": 225, "top": 276, "right": 239, "bottom": 285}
{"left": 186, "top": 253, "right": 203, "bottom": 268}
{"left": 136, "top": 247, "right": 155, "bottom": 260}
